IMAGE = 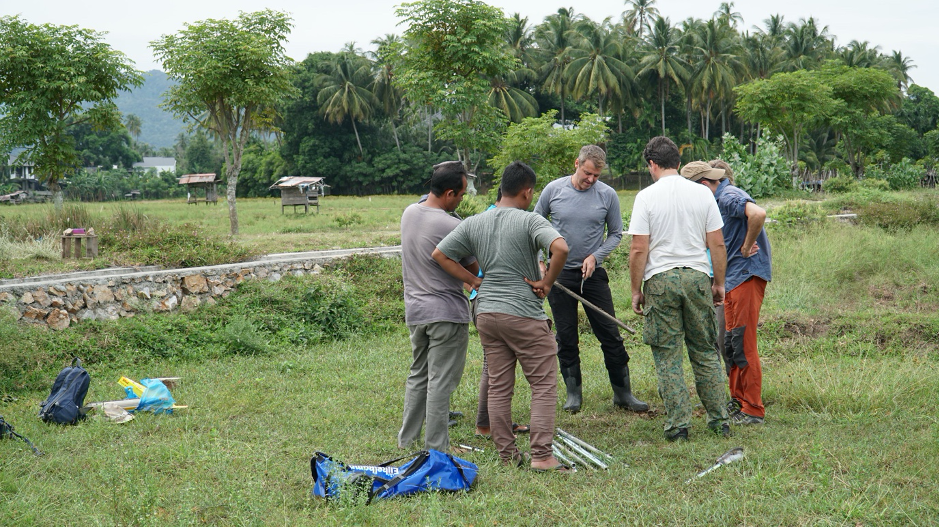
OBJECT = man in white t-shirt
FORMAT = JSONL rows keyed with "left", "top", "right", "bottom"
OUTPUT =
{"left": 627, "top": 136, "right": 731, "bottom": 442}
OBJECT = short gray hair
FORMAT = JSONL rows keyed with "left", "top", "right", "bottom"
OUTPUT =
{"left": 578, "top": 145, "right": 606, "bottom": 170}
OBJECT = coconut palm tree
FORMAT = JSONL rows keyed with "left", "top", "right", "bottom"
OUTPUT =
{"left": 370, "top": 34, "right": 404, "bottom": 151}
{"left": 124, "top": 114, "right": 142, "bottom": 144}
{"left": 317, "top": 50, "right": 378, "bottom": 156}
{"left": 782, "top": 17, "right": 833, "bottom": 71}
{"left": 567, "top": 17, "right": 632, "bottom": 117}
{"left": 688, "top": 18, "right": 743, "bottom": 139}
{"left": 639, "top": 17, "right": 688, "bottom": 134}
{"left": 714, "top": 2, "right": 743, "bottom": 29}
{"left": 839, "top": 40, "right": 881, "bottom": 68}
{"left": 535, "top": 7, "right": 578, "bottom": 124}
{"left": 623, "top": 0, "right": 659, "bottom": 39}
{"left": 488, "top": 69, "right": 539, "bottom": 122}
{"left": 884, "top": 50, "right": 916, "bottom": 91}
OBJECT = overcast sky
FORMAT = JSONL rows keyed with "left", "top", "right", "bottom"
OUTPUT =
{"left": 8, "top": 0, "right": 935, "bottom": 93}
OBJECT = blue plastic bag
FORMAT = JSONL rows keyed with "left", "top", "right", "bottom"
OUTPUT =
{"left": 311, "top": 449, "right": 477, "bottom": 504}
{"left": 135, "top": 378, "right": 175, "bottom": 414}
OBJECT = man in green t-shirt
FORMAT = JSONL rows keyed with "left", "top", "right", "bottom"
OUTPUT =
{"left": 433, "top": 162, "right": 572, "bottom": 471}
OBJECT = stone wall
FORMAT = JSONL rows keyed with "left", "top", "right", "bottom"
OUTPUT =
{"left": 0, "top": 247, "right": 401, "bottom": 331}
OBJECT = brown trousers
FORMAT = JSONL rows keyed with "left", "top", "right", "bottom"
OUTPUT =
{"left": 475, "top": 313, "right": 557, "bottom": 462}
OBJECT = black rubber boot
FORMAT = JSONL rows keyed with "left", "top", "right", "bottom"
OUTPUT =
{"left": 610, "top": 364, "right": 649, "bottom": 412}
{"left": 560, "top": 364, "right": 582, "bottom": 413}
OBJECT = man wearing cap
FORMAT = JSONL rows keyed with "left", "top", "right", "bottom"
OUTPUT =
{"left": 534, "top": 145, "right": 648, "bottom": 414}
{"left": 398, "top": 161, "right": 478, "bottom": 453}
{"left": 627, "top": 137, "right": 730, "bottom": 441}
{"left": 682, "top": 160, "right": 772, "bottom": 426}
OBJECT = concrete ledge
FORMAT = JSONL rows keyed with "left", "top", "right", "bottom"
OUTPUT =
{"left": 0, "top": 246, "right": 402, "bottom": 330}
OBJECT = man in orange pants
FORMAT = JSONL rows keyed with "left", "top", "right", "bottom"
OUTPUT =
{"left": 682, "top": 161, "right": 772, "bottom": 425}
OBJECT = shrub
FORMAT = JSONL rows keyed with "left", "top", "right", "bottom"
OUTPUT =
{"left": 334, "top": 213, "right": 363, "bottom": 228}
{"left": 720, "top": 133, "right": 791, "bottom": 198}
{"left": 769, "top": 201, "right": 826, "bottom": 227}
{"left": 455, "top": 194, "right": 488, "bottom": 219}
{"left": 858, "top": 178, "right": 891, "bottom": 191}
{"left": 866, "top": 158, "right": 923, "bottom": 190}
{"left": 822, "top": 176, "right": 858, "bottom": 194}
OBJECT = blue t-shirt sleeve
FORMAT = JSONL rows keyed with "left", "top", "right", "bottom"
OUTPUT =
{"left": 721, "top": 188, "right": 752, "bottom": 219}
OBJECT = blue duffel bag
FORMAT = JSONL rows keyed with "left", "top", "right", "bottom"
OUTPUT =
{"left": 311, "top": 449, "right": 478, "bottom": 504}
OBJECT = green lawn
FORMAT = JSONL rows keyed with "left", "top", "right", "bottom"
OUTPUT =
{"left": 1, "top": 192, "right": 939, "bottom": 525}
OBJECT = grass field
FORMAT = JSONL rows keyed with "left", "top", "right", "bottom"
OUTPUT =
{"left": 1, "top": 191, "right": 939, "bottom": 525}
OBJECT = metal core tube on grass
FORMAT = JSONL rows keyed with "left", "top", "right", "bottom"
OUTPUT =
{"left": 551, "top": 443, "right": 576, "bottom": 469}
{"left": 556, "top": 427, "right": 614, "bottom": 461}
{"left": 556, "top": 434, "right": 609, "bottom": 469}
{"left": 552, "top": 440, "right": 590, "bottom": 469}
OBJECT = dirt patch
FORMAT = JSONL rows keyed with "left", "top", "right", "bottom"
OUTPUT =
{"left": 781, "top": 318, "right": 831, "bottom": 339}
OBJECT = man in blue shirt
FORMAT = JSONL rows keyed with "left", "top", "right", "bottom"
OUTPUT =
{"left": 682, "top": 161, "right": 772, "bottom": 425}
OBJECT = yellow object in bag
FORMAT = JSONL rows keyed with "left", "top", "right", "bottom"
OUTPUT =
{"left": 118, "top": 376, "right": 145, "bottom": 397}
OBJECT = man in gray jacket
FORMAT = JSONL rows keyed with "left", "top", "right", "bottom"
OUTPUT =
{"left": 535, "top": 145, "right": 648, "bottom": 413}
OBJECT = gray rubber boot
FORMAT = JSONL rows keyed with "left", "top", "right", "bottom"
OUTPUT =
{"left": 610, "top": 364, "right": 649, "bottom": 412}
{"left": 560, "top": 364, "right": 582, "bottom": 413}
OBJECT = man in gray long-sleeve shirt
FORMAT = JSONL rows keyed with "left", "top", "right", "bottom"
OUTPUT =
{"left": 535, "top": 145, "right": 648, "bottom": 414}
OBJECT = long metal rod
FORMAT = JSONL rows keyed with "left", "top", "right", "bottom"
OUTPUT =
{"left": 556, "top": 435, "right": 609, "bottom": 469}
{"left": 552, "top": 440, "right": 592, "bottom": 469}
{"left": 553, "top": 282, "right": 636, "bottom": 334}
{"left": 556, "top": 427, "right": 614, "bottom": 461}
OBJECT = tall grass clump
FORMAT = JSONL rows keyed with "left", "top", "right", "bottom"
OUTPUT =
{"left": 0, "top": 225, "right": 59, "bottom": 260}
{"left": 102, "top": 222, "right": 257, "bottom": 268}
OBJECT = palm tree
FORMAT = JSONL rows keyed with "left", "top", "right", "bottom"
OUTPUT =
{"left": 488, "top": 69, "right": 539, "bottom": 122}
{"left": 370, "top": 34, "right": 404, "bottom": 151}
{"left": 317, "top": 50, "right": 378, "bottom": 156}
{"left": 124, "top": 114, "right": 142, "bottom": 144}
{"left": 639, "top": 17, "right": 688, "bottom": 134}
{"left": 840, "top": 40, "right": 881, "bottom": 68}
{"left": 756, "top": 14, "right": 786, "bottom": 44}
{"left": 567, "top": 18, "right": 632, "bottom": 117}
{"left": 623, "top": 0, "right": 659, "bottom": 39}
{"left": 884, "top": 50, "right": 915, "bottom": 91}
{"left": 506, "top": 13, "right": 534, "bottom": 64}
{"left": 782, "top": 17, "right": 833, "bottom": 71}
{"left": 535, "top": 7, "right": 578, "bottom": 124}
{"left": 688, "top": 18, "right": 742, "bottom": 139}
{"left": 714, "top": 2, "right": 743, "bottom": 29}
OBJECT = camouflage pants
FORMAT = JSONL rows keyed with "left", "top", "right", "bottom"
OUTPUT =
{"left": 642, "top": 268, "right": 728, "bottom": 433}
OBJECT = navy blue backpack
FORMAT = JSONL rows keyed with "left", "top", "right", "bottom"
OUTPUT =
{"left": 311, "top": 449, "right": 478, "bottom": 504}
{"left": 38, "top": 358, "right": 90, "bottom": 425}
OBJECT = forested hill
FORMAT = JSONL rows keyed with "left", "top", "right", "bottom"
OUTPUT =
{"left": 116, "top": 70, "right": 184, "bottom": 149}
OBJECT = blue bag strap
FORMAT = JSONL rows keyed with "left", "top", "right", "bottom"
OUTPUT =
{"left": 366, "top": 450, "right": 429, "bottom": 505}
{"left": 446, "top": 452, "right": 472, "bottom": 487}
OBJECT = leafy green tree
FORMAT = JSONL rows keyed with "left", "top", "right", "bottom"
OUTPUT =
{"left": 151, "top": 9, "right": 298, "bottom": 236}
{"left": 489, "top": 110, "right": 608, "bottom": 191}
{"left": 0, "top": 15, "right": 143, "bottom": 208}
{"left": 395, "top": 0, "right": 517, "bottom": 173}
{"left": 735, "top": 69, "right": 835, "bottom": 171}
{"left": 823, "top": 65, "right": 900, "bottom": 176}
{"left": 688, "top": 18, "right": 742, "bottom": 139}
{"left": 897, "top": 85, "right": 939, "bottom": 136}
{"left": 68, "top": 122, "right": 141, "bottom": 169}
